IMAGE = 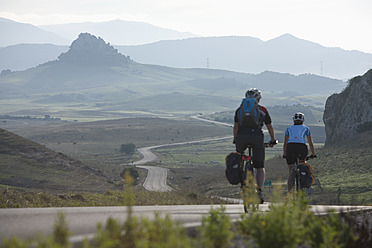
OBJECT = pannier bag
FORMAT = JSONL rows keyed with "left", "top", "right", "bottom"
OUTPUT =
{"left": 225, "top": 152, "right": 243, "bottom": 185}
{"left": 298, "top": 162, "right": 314, "bottom": 188}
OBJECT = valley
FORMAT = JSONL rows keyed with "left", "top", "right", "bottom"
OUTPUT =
{"left": 0, "top": 31, "right": 371, "bottom": 207}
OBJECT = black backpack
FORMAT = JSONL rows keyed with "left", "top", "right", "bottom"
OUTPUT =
{"left": 237, "top": 97, "right": 261, "bottom": 128}
{"left": 225, "top": 152, "right": 243, "bottom": 185}
{"left": 298, "top": 163, "right": 314, "bottom": 188}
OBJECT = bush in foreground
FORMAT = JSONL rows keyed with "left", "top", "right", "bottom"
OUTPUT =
{"left": 2, "top": 182, "right": 370, "bottom": 247}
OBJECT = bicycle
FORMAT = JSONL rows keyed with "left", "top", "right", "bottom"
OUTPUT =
{"left": 240, "top": 140, "right": 278, "bottom": 213}
{"left": 288, "top": 154, "right": 316, "bottom": 193}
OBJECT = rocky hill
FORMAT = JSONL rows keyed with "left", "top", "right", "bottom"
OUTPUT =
{"left": 57, "top": 33, "right": 131, "bottom": 66}
{"left": 323, "top": 69, "right": 372, "bottom": 145}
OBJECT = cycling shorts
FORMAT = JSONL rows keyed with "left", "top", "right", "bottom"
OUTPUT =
{"left": 235, "top": 130, "right": 264, "bottom": 168}
{"left": 286, "top": 143, "right": 308, "bottom": 164}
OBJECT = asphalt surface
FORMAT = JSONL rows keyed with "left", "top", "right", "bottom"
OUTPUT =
{"left": 133, "top": 134, "right": 232, "bottom": 192}
{"left": 1, "top": 204, "right": 371, "bottom": 243}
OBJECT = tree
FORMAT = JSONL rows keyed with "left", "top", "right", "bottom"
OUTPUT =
{"left": 120, "top": 143, "right": 136, "bottom": 155}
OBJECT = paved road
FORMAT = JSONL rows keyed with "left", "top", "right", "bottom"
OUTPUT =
{"left": 190, "top": 115, "right": 234, "bottom": 127}
{"left": 134, "top": 136, "right": 232, "bottom": 192}
{"left": 137, "top": 165, "right": 172, "bottom": 192}
{"left": 1, "top": 204, "right": 371, "bottom": 243}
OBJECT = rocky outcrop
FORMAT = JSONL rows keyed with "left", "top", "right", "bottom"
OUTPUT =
{"left": 323, "top": 69, "right": 372, "bottom": 146}
{"left": 58, "top": 33, "right": 131, "bottom": 66}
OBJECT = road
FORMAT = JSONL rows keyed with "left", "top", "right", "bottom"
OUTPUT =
{"left": 134, "top": 135, "right": 233, "bottom": 192}
{"left": 190, "top": 115, "right": 234, "bottom": 127}
{"left": 1, "top": 204, "right": 371, "bottom": 243}
{"left": 136, "top": 115, "right": 273, "bottom": 192}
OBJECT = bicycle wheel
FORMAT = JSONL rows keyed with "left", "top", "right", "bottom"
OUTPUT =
{"left": 242, "top": 161, "right": 260, "bottom": 212}
{"left": 295, "top": 171, "right": 301, "bottom": 191}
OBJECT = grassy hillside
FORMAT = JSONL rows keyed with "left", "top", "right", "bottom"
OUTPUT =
{"left": 2, "top": 113, "right": 370, "bottom": 206}
{"left": 0, "top": 128, "right": 116, "bottom": 193}
{"left": 2, "top": 117, "right": 231, "bottom": 181}
{"left": 310, "top": 131, "right": 372, "bottom": 205}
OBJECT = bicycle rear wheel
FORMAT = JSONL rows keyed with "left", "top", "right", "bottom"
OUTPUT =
{"left": 242, "top": 162, "right": 259, "bottom": 213}
{"left": 295, "top": 173, "right": 299, "bottom": 191}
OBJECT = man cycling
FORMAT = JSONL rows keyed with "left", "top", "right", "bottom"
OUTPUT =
{"left": 233, "top": 88, "right": 277, "bottom": 203}
{"left": 283, "top": 112, "right": 316, "bottom": 192}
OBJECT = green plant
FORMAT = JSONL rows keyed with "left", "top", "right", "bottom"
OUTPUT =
{"left": 239, "top": 191, "right": 311, "bottom": 248}
{"left": 241, "top": 173, "right": 261, "bottom": 213}
{"left": 120, "top": 143, "right": 136, "bottom": 155}
{"left": 53, "top": 211, "right": 71, "bottom": 247}
{"left": 306, "top": 212, "right": 356, "bottom": 248}
{"left": 198, "top": 206, "right": 233, "bottom": 248}
{"left": 94, "top": 173, "right": 192, "bottom": 248}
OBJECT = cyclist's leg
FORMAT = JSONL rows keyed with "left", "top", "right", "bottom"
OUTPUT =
{"left": 287, "top": 164, "right": 295, "bottom": 192}
{"left": 234, "top": 134, "right": 249, "bottom": 186}
{"left": 298, "top": 144, "right": 308, "bottom": 163}
{"left": 251, "top": 133, "right": 265, "bottom": 189}
{"left": 285, "top": 143, "right": 297, "bottom": 192}
{"left": 235, "top": 134, "right": 248, "bottom": 153}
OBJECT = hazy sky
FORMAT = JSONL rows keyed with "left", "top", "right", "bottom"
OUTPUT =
{"left": 1, "top": 0, "right": 371, "bottom": 53}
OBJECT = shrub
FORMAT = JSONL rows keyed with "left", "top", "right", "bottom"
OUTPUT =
{"left": 198, "top": 206, "right": 233, "bottom": 248}
{"left": 120, "top": 143, "right": 136, "bottom": 154}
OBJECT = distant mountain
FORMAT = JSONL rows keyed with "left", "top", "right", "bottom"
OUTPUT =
{"left": 2, "top": 34, "right": 370, "bottom": 80}
{"left": 0, "top": 128, "right": 112, "bottom": 192}
{"left": 0, "top": 33, "right": 345, "bottom": 118}
{"left": 39, "top": 19, "right": 198, "bottom": 45}
{"left": 117, "top": 34, "right": 372, "bottom": 80}
{"left": 0, "top": 17, "right": 68, "bottom": 46}
{"left": 0, "top": 43, "right": 68, "bottom": 71}
{"left": 1, "top": 16, "right": 370, "bottom": 79}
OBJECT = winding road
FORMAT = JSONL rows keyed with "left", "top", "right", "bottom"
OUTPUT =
{"left": 133, "top": 115, "right": 234, "bottom": 192}
{"left": 134, "top": 115, "right": 271, "bottom": 192}
{"left": 134, "top": 135, "right": 233, "bottom": 192}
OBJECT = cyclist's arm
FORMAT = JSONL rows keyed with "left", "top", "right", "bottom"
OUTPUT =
{"left": 307, "top": 135, "right": 315, "bottom": 156}
{"left": 265, "top": 123, "right": 276, "bottom": 142}
{"left": 233, "top": 122, "right": 239, "bottom": 140}
{"left": 283, "top": 135, "right": 289, "bottom": 157}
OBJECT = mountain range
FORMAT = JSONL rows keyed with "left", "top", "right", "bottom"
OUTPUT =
{"left": 0, "top": 33, "right": 346, "bottom": 120}
{"left": 0, "top": 17, "right": 196, "bottom": 47}
{"left": 116, "top": 34, "right": 372, "bottom": 80}
{"left": 0, "top": 17, "right": 68, "bottom": 46}
{"left": 1, "top": 17, "right": 371, "bottom": 80}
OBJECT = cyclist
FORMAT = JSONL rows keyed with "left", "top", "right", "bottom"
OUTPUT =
{"left": 283, "top": 112, "right": 316, "bottom": 192}
{"left": 233, "top": 88, "right": 277, "bottom": 203}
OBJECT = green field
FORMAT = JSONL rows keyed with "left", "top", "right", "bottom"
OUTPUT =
{"left": 1, "top": 112, "right": 371, "bottom": 206}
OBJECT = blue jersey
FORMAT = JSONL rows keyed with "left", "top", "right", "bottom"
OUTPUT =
{"left": 285, "top": 124, "right": 311, "bottom": 144}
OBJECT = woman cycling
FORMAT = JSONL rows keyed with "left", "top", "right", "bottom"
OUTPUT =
{"left": 283, "top": 112, "right": 316, "bottom": 192}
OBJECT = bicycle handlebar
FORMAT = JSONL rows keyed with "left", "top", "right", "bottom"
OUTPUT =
{"left": 264, "top": 139, "right": 278, "bottom": 148}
